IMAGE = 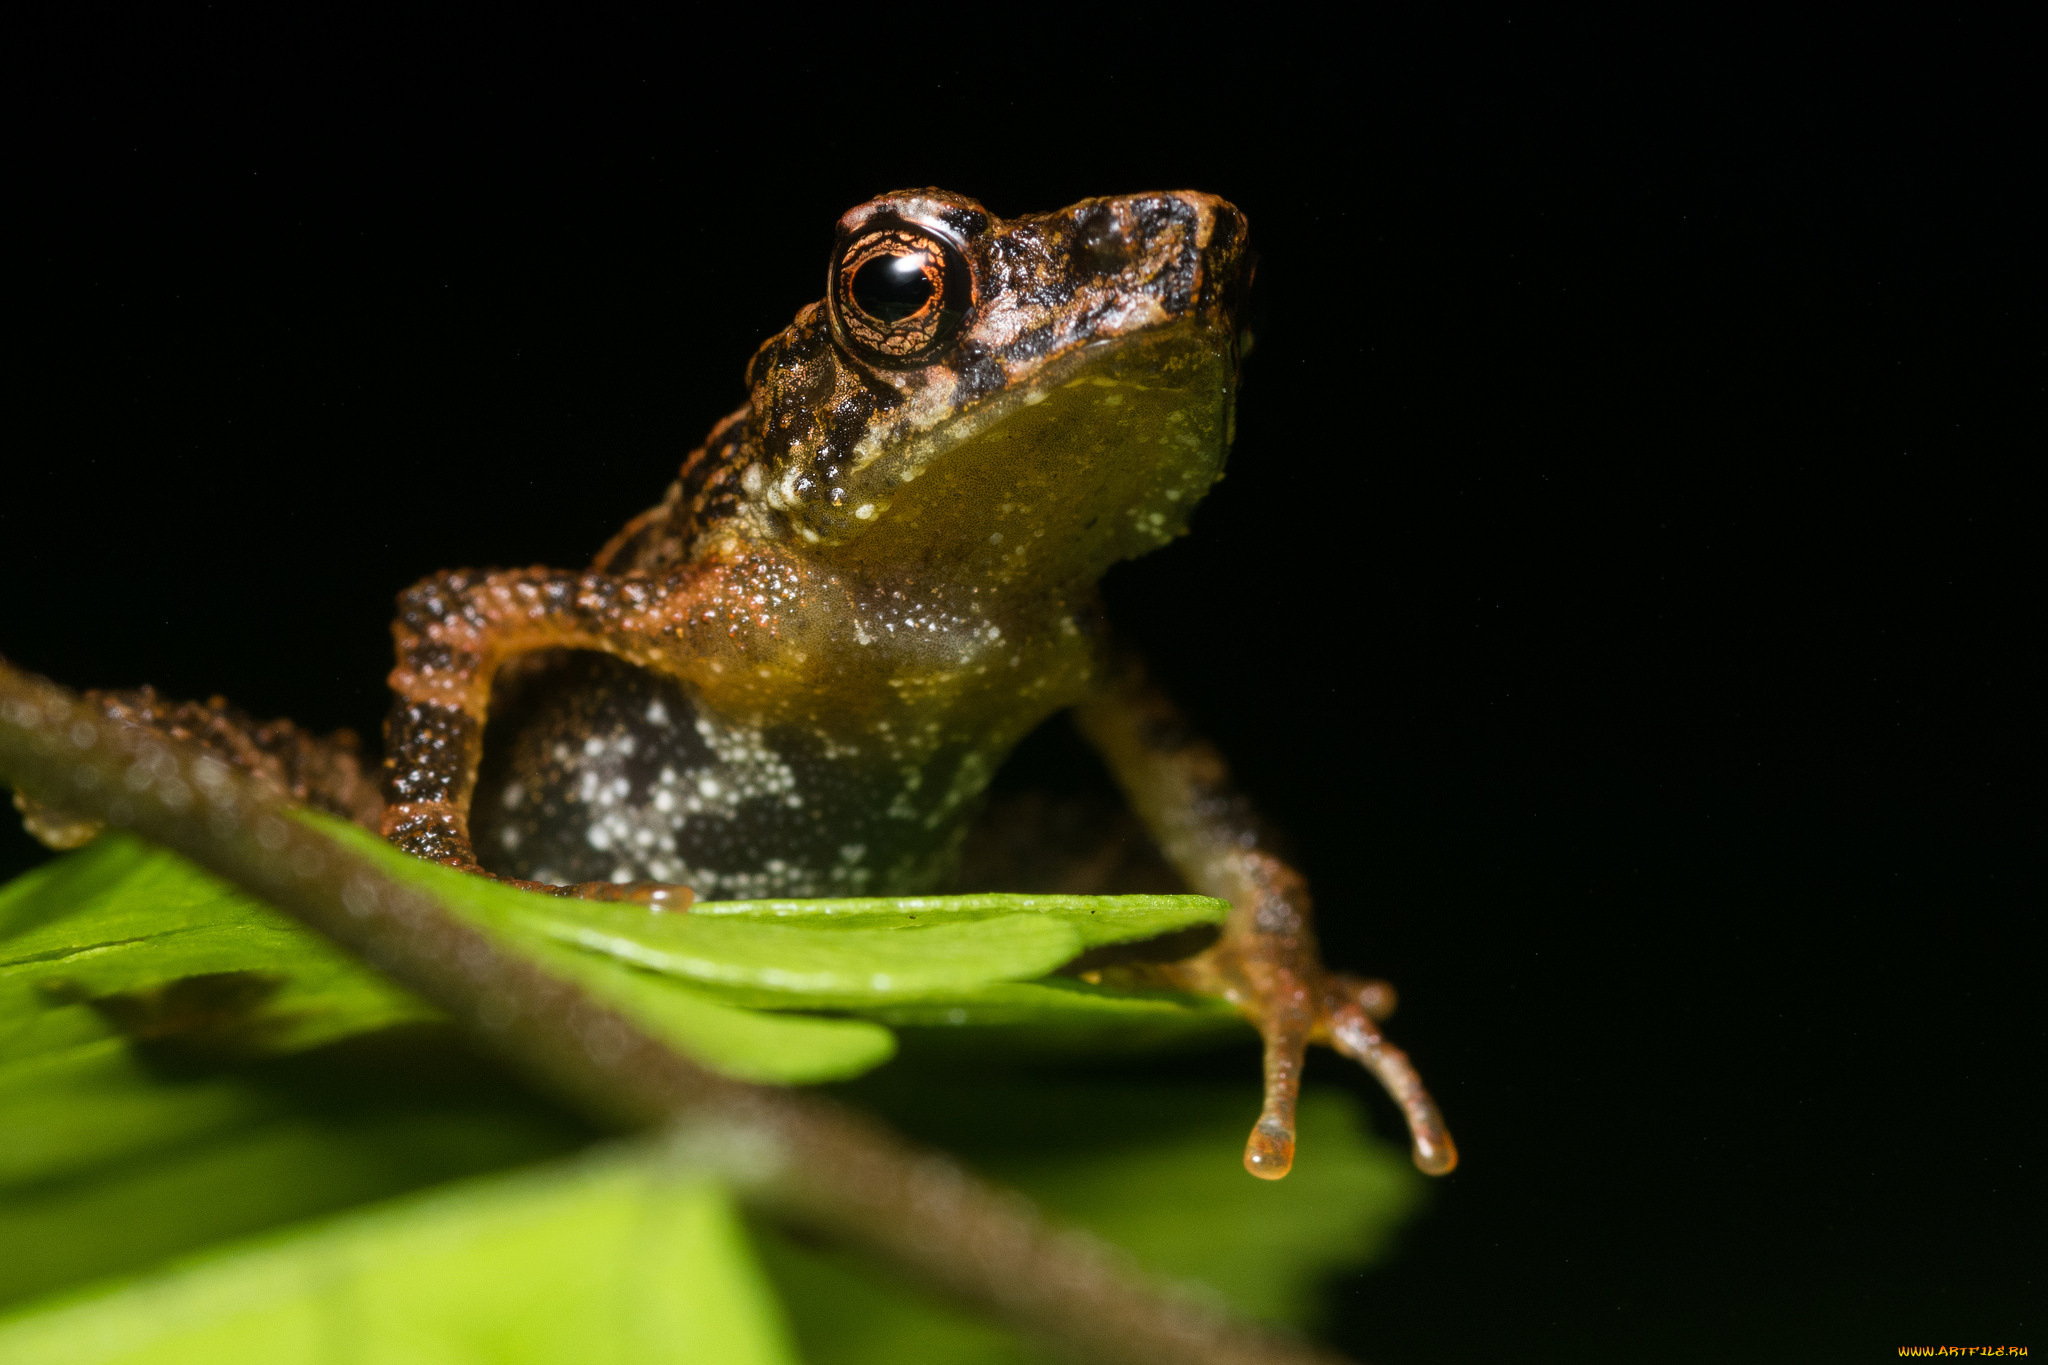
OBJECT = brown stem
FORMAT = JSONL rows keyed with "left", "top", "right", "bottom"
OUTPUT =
{"left": 0, "top": 660, "right": 1348, "bottom": 1365}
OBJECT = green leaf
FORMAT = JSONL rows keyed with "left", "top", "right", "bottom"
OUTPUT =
{"left": 497, "top": 933, "right": 899, "bottom": 1084}
{"left": 311, "top": 817, "right": 1224, "bottom": 1002}
{"left": 981, "top": 1086, "right": 1424, "bottom": 1326}
{"left": 0, "top": 825, "right": 1412, "bottom": 1360}
{"left": 3, "top": 819, "right": 1237, "bottom": 1096}
{"left": 0, "top": 1040, "right": 275, "bottom": 1194}
{"left": 0, "top": 834, "right": 432, "bottom": 1059}
{"left": 855, "top": 976, "right": 1245, "bottom": 1028}
{"left": 1, "top": 832, "right": 895, "bottom": 1087}
{"left": 758, "top": 1082, "right": 1425, "bottom": 1364}
{"left": 850, "top": 979, "right": 1253, "bottom": 1059}
{"left": 0, "top": 1031, "right": 591, "bottom": 1311}
{"left": 512, "top": 903, "right": 1084, "bottom": 1001}
{"left": 0, "top": 1145, "right": 798, "bottom": 1365}
{"left": 686, "top": 891, "right": 1229, "bottom": 949}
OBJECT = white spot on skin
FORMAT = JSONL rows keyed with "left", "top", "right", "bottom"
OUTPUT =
{"left": 853, "top": 503, "right": 877, "bottom": 520}
{"left": 549, "top": 704, "right": 811, "bottom": 895}
{"left": 646, "top": 700, "right": 670, "bottom": 727}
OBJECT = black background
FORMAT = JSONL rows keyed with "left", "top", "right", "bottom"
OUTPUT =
{"left": 5, "top": 12, "right": 2038, "bottom": 1361}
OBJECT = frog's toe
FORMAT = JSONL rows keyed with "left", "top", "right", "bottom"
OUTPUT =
{"left": 1346, "top": 975, "right": 1398, "bottom": 1022}
{"left": 1318, "top": 973, "right": 1458, "bottom": 1175}
{"left": 1244, "top": 1007, "right": 1312, "bottom": 1180}
{"left": 1236, "top": 970, "right": 1455, "bottom": 1179}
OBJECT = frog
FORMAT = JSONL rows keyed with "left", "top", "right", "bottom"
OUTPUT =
{"left": 14, "top": 188, "right": 1455, "bottom": 1180}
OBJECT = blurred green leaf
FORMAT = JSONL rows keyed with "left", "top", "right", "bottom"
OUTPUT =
{"left": 0, "top": 1145, "right": 798, "bottom": 1365}
{"left": 760, "top": 1082, "right": 1425, "bottom": 1364}
{"left": 0, "top": 1028, "right": 592, "bottom": 1310}
{"left": 0, "top": 838, "right": 595, "bottom": 1307}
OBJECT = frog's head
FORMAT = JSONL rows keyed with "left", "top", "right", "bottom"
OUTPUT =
{"left": 737, "top": 189, "right": 1252, "bottom": 589}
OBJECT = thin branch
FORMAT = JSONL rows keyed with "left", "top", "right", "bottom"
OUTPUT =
{"left": 0, "top": 660, "right": 1351, "bottom": 1365}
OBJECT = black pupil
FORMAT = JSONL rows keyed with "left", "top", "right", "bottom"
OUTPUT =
{"left": 851, "top": 250, "right": 935, "bottom": 324}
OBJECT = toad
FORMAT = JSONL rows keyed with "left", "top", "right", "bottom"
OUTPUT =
{"left": 17, "top": 189, "right": 1454, "bottom": 1179}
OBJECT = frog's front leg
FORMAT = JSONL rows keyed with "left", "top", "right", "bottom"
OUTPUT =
{"left": 381, "top": 567, "right": 703, "bottom": 908}
{"left": 1074, "top": 655, "right": 1457, "bottom": 1179}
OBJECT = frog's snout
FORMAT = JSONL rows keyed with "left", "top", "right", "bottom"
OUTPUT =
{"left": 1063, "top": 190, "right": 1252, "bottom": 328}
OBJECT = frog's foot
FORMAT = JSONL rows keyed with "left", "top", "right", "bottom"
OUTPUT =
{"left": 1156, "top": 856, "right": 1456, "bottom": 1180}
{"left": 1225, "top": 965, "right": 1456, "bottom": 1180}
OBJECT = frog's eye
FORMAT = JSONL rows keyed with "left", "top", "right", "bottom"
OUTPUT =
{"left": 832, "top": 223, "right": 970, "bottom": 365}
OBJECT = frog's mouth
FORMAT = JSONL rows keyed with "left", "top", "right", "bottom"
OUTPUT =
{"left": 803, "top": 319, "right": 1240, "bottom": 586}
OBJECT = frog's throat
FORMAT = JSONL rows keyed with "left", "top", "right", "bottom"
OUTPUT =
{"left": 782, "top": 320, "right": 1239, "bottom": 585}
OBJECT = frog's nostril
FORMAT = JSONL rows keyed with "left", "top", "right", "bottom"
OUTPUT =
{"left": 1075, "top": 209, "right": 1129, "bottom": 275}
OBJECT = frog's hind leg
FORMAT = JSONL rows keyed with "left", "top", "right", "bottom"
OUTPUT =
{"left": 1073, "top": 653, "right": 1457, "bottom": 1179}
{"left": 12, "top": 684, "right": 384, "bottom": 849}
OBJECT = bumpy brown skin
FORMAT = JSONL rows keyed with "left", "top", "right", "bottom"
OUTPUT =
{"left": 23, "top": 190, "right": 1455, "bottom": 1179}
